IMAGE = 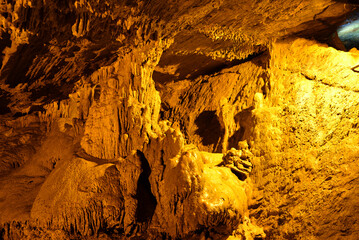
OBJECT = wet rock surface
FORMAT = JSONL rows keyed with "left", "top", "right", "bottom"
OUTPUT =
{"left": 0, "top": 1, "right": 359, "bottom": 240}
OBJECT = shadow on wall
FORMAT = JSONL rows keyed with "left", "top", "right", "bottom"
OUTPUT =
{"left": 232, "top": 107, "right": 255, "bottom": 147}
{"left": 153, "top": 52, "right": 241, "bottom": 85}
{"left": 135, "top": 151, "right": 157, "bottom": 223}
{"left": 0, "top": 89, "right": 11, "bottom": 115}
{"left": 195, "top": 111, "right": 224, "bottom": 152}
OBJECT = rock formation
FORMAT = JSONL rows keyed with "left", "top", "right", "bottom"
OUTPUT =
{"left": 0, "top": 0, "right": 359, "bottom": 239}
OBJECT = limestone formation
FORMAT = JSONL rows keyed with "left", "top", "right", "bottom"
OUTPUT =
{"left": 0, "top": 0, "right": 359, "bottom": 240}
{"left": 221, "top": 145, "right": 253, "bottom": 181}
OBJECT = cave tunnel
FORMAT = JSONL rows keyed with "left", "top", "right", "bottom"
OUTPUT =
{"left": 337, "top": 10, "right": 359, "bottom": 50}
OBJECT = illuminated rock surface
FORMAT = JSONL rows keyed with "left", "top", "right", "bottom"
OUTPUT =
{"left": 0, "top": 0, "right": 359, "bottom": 239}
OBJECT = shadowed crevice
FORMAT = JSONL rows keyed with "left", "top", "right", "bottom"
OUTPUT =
{"left": 0, "top": 89, "right": 11, "bottom": 115}
{"left": 195, "top": 111, "right": 224, "bottom": 151}
{"left": 153, "top": 50, "right": 267, "bottom": 86}
{"left": 135, "top": 150, "right": 157, "bottom": 223}
{"left": 0, "top": 32, "right": 11, "bottom": 70}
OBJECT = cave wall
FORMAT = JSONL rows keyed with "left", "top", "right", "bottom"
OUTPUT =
{"left": 249, "top": 39, "right": 359, "bottom": 239}
{"left": 0, "top": 0, "right": 359, "bottom": 240}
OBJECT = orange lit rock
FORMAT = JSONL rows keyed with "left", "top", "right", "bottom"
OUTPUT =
{"left": 0, "top": 0, "right": 359, "bottom": 240}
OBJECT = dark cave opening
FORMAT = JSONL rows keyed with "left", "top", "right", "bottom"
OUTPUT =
{"left": 195, "top": 111, "right": 224, "bottom": 151}
{"left": 134, "top": 151, "right": 157, "bottom": 223}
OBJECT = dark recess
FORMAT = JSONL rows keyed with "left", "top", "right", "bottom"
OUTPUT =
{"left": 228, "top": 127, "right": 246, "bottom": 150}
{"left": 153, "top": 53, "right": 241, "bottom": 84}
{"left": 333, "top": 0, "right": 359, "bottom": 3}
{"left": 93, "top": 85, "right": 101, "bottom": 101}
{"left": 0, "top": 32, "right": 11, "bottom": 70}
{"left": 195, "top": 111, "right": 223, "bottom": 151}
{"left": 230, "top": 169, "right": 248, "bottom": 181}
{"left": 0, "top": 89, "right": 11, "bottom": 115}
{"left": 153, "top": 50, "right": 267, "bottom": 85}
{"left": 231, "top": 107, "right": 254, "bottom": 147}
{"left": 135, "top": 151, "right": 157, "bottom": 223}
{"left": 2, "top": 41, "right": 49, "bottom": 88}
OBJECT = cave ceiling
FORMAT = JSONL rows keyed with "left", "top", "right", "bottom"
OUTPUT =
{"left": 0, "top": 0, "right": 357, "bottom": 112}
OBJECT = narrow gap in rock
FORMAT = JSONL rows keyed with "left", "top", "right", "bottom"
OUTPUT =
{"left": 0, "top": 89, "right": 11, "bottom": 115}
{"left": 93, "top": 85, "right": 101, "bottom": 102}
{"left": 135, "top": 150, "right": 157, "bottom": 223}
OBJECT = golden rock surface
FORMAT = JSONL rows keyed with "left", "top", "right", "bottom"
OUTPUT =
{"left": 0, "top": 0, "right": 358, "bottom": 239}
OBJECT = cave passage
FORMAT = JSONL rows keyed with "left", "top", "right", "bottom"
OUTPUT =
{"left": 135, "top": 151, "right": 157, "bottom": 223}
{"left": 337, "top": 11, "right": 359, "bottom": 50}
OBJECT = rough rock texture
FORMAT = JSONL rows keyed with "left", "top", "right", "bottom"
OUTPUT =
{"left": 249, "top": 39, "right": 359, "bottom": 239}
{"left": 0, "top": 0, "right": 359, "bottom": 239}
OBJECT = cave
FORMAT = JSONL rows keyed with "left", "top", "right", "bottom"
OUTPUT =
{"left": 337, "top": 10, "right": 359, "bottom": 50}
{"left": 1, "top": 1, "right": 359, "bottom": 240}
